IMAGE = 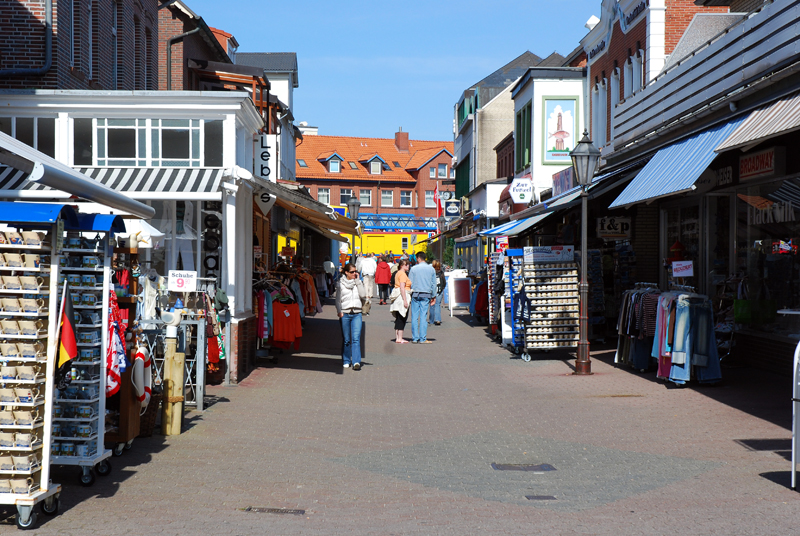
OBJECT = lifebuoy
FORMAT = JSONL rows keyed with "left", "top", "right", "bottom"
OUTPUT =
{"left": 132, "top": 346, "right": 152, "bottom": 413}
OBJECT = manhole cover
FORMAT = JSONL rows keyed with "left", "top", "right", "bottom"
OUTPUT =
{"left": 491, "top": 463, "right": 556, "bottom": 472}
{"left": 240, "top": 507, "right": 305, "bottom": 515}
{"left": 526, "top": 495, "right": 557, "bottom": 501}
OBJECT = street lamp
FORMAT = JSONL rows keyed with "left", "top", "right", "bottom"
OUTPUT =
{"left": 347, "top": 197, "right": 361, "bottom": 263}
{"left": 569, "top": 130, "right": 601, "bottom": 376}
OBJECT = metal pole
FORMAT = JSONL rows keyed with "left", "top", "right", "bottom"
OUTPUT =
{"left": 575, "top": 186, "right": 592, "bottom": 375}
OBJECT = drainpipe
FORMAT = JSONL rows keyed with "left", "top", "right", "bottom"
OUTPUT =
{"left": 0, "top": 0, "right": 52, "bottom": 77}
{"left": 167, "top": 27, "right": 201, "bottom": 90}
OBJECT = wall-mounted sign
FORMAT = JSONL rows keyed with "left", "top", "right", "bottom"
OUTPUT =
{"left": 254, "top": 190, "right": 276, "bottom": 215}
{"left": 618, "top": 0, "right": 646, "bottom": 32}
{"left": 552, "top": 167, "right": 575, "bottom": 197}
{"left": 543, "top": 97, "right": 578, "bottom": 164}
{"left": 444, "top": 199, "right": 461, "bottom": 217}
{"left": 281, "top": 246, "right": 295, "bottom": 257}
{"left": 739, "top": 147, "right": 784, "bottom": 182}
{"left": 256, "top": 134, "right": 278, "bottom": 183}
{"left": 672, "top": 261, "right": 694, "bottom": 278}
{"left": 509, "top": 177, "right": 534, "bottom": 204}
{"left": 747, "top": 200, "right": 796, "bottom": 226}
{"left": 527, "top": 245, "right": 575, "bottom": 262}
{"left": 588, "top": 40, "right": 606, "bottom": 59}
{"left": 596, "top": 216, "right": 631, "bottom": 240}
{"left": 715, "top": 166, "right": 734, "bottom": 187}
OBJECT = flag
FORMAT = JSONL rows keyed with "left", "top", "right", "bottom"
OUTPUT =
{"left": 435, "top": 182, "right": 443, "bottom": 219}
{"left": 56, "top": 284, "right": 78, "bottom": 389}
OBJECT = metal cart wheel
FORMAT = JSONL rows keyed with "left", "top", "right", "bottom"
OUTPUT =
{"left": 521, "top": 353, "right": 532, "bottom": 362}
{"left": 124, "top": 439, "right": 134, "bottom": 450}
{"left": 40, "top": 495, "right": 60, "bottom": 516}
{"left": 16, "top": 506, "right": 37, "bottom": 530}
{"left": 79, "top": 466, "right": 96, "bottom": 487}
{"left": 96, "top": 459, "right": 112, "bottom": 477}
{"left": 112, "top": 443, "right": 125, "bottom": 456}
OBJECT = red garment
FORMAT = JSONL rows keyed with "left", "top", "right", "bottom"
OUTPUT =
{"left": 375, "top": 261, "right": 391, "bottom": 285}
{"left": 208, "top": 334, "right": 220, "bottom": 363}
{"left": 271, "top": 302, "right": 302, "bottom": 349}
{"left": 474, "top": 281, "right": 489, "bottom": 317}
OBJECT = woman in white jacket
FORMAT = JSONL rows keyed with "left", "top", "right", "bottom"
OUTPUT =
{"left": 336, "top": 263, "right": 366, "bottom": 370}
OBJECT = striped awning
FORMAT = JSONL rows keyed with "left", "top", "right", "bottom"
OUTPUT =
{"left": 480, "top": 212, "right": 552, "bottom": 237}
{"left": 716, "top": 92, "right": 800, "bottom": 152}
{"left": 0, "top": 166, "right": 224, "bottom": 200}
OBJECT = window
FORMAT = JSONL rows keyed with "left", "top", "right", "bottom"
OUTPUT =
{"left": 348, "top": 161, "right": 358, "bottom": 169}
{"left": 340, "top": 188, "right": 353, "bottom": 205}
{"left": 450, "top": 168, "right": 455, "bottom": 179}
{"left": 73, "top": 118, "right": 93, "bottom": 165}
{"left": 360, "top": 189, "right": 372, "bottom": 206}
{"left": 515, "top": 102, "right": 532, "bottom": 171}
{"left": 329, "top": 159, "right": 340, "bottom": 173}
{"left": 429, "top": 166, "right": 436, "bottom": 178}
{"left": 393, "top": 161, "right": 401, "bottom": 168}
{"left": 381, "top": 190, "right": 393, "bottom": 207}
{"left": 401, "top": 237, "right": 409, "bottom": 250}
{"left": 0, "top": 117, "right": 56, "bottom": 158}
{"left": 317, "top": 188, "right": 330, "bottom": 205}
{"left": 203, "top": 120, "right": 223, "bottom": 167}
{"left": 370, "top": 161, "right": 381, "bottom": 175}
{"left": 425, "top": 191, "right": 436, "bottom": 208}
{"left": 438, "top": 164, "right": 447, "bottom": 178}
{"left": 591, "top": 81, "right": 607, "bottom": 147}
{"left": 297, "top": 159, "right": 308, "bottom": 167}
{"left": 633, "top": 50, "right": 644, "bottom": 92}
{"left": 624, "top": 59, "right": 633, "bottom": 99}
{"left": 400, "top": 190, "right": 412, "bottom": 207}
{"left": 610, "top": 68, "right": 621, "bottom": 139}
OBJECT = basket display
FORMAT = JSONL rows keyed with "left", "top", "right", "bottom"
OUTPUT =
{"left": 137, "top": 392, "right": 163, "bottom": 438}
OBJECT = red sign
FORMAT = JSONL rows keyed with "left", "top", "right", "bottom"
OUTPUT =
{"left": 740, "top": 148, "right": 776, "bottom": 181}
{"left": 281, "top": 247, "right": 295, "bottom": 257}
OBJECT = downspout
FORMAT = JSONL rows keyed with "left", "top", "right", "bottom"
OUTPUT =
{"left": 166, "top": 27, "right": 200, "bottom": 90}
{"left": 0, "top": 0, "right": 52, "bottom": 76}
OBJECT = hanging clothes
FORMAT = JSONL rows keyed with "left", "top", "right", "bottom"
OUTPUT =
{"left": 614, "top": 287, "right": 660, "bottom": 371}
{"left": 106, "top": 290, "right": 127, "bottom": 396}
{"left": 271, "top": 301, "right": 303, "bottom": 350}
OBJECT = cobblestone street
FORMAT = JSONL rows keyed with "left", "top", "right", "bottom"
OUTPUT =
{"left": 5, "top": 302, "right": 797, "bottom": 535}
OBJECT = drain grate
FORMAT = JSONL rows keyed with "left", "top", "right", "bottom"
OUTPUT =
{"left": 240, "top": 506, "right": 306, "bottom": 515}
{"left": 491, "top": 463, "right": 556, "bottom": 472}
{"left": 526, "top": 495, "right": 557, "bottom": 501}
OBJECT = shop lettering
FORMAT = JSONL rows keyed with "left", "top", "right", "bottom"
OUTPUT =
{"left": 625, "top": 1, "right": 647, "bottom": 26}
{"left": 740, "top": 149, "right": 775, "bottom": 181}
{"left": 257, "top": 134, "right": 278, "bottom": 183}
{"left": 589, "top": 40, "right": 606, "bottom": 59}
{"left": 747, "top": 201, "right": 795, "bottom": 225}
{"left": 716, "top": 166, "right": 733, "bottom": 186}
{"left": 597, "top": 216, "right": 631, "bottom": 239}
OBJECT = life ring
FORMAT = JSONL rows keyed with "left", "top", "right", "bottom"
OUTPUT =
{"left": 131, "top": 346, "right": 152, "bottom": 413}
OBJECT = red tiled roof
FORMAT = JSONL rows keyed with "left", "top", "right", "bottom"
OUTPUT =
{"left": 296, "top": 135, "right": 453, "bottom": 183}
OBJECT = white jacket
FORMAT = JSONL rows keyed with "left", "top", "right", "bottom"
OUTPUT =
{"left": 336, "top": 278, "right": 366, "bottom": 314}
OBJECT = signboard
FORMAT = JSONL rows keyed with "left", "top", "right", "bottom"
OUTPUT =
{"left": 543, "top": 97, "right": 578, "bottom": 164}
{"left": 255, "top": 190, "right": 277, "bottom": 215}
{"left": 672, "top": 261, "right": 694, "bottom": 278}
{"left": 528, "top": 245, "right": 575, "bottom": 262}
{"left": 509, "top": 177, "right": 534, "bottom": 204}
{"left": 281, "top": 246, "right": 295, "bottom": 257}
{"left": 747, "top": 200, "right": 795, "bottom": 225}
{"left": 444, "top": 200, "right": 461, "bottom": 217}
{"left": 552, "top": 167, "right": 575, "bottom": 197}
{"left": 523, "top": 246, "right": 535, "bottom": 264}
{"left": 253, "top": 246, "right": 262, "bottom": 258}
{"left": 739, "top": 147, "right": 784, "bottom": 182}
{"left": 596, "top": 216, "right": 632, "bottom": 240}
{"left": 168, "top": 270, "right": 197, "bottom": 292}
{"left": 256, "top": 134, "right": 278, "bottom": 182}
{"left": 496, "top": 236, "right": 509, "bottom": 253}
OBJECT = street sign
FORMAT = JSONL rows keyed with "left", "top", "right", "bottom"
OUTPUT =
{"left": 168, "top": 270, "right": 197, "bottom": 292}
{"left": 509, "top": 177, "right": 534, "bottom": 204}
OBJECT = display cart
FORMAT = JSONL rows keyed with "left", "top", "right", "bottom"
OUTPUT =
{"left": 49, "top": 215, "right": 124, "bottom": 486}
{"left": 0, "top": 202, "right": 66, "bottom": 529}
{"left": 501, "top": 249, "right": 525, "bottom": 350}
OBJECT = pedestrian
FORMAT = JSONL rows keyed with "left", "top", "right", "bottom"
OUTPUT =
{"left": 389, "top": 259, "right": 411, "bottom": 343}
{"left": 428, "top": 259, "right": 446, "bottom": 326}
{"left": 360, "top": 253, "right": 377, "bottom": 299}
{"left": 408, "top": 251, "right": 437, "bottom": 344}
{"left": 336, "top": 263, "right": 366, "bottom": 370}
{"left": 375, "top": 255, "right": 392, "bottom": 305}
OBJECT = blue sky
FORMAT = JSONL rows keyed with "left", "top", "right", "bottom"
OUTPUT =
{"left": 187, "top": 0, "right": 601, "bottom": 141}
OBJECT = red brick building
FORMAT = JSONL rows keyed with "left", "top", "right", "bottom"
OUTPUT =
{"left": 0, "top": 0, "right": 158, "bottom": 90}
{"left": 295, "top": 131, "right": 454, "bottom": 220}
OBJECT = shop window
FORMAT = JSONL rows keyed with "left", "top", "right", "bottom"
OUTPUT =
{"left": 340, "top": 188, "right": 353, "bottom": 205}
{"left": 0, "top": 117, "right": 56, "bottom": 158}
{"left": 203, "top": 120, "right": 223, "bottom": 167}
{"left": 425, "top": 191, "right": 436, "bottom": 208}
{"left": 400, "top": 190, "right": 412, "bottom": 207}
{"left": 370, "top": 161, "right": 381, "bottom": 175}
{"left": 73, "top": 118, "right": 93, "bottom": 165}
{"left": 317, "top": 188, "right": 330, "bottom": 205}
{"left": 438, "top": 164, "right": 447, "bottom": 178}
{"left": 360, "top": 189, "right": 372, "bottom": 206}
{"left": 381, "top": 190, "right": 393, "bottom": 207}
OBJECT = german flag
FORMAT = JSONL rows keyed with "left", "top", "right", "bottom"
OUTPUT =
{"left": 55, "top": 284, "right": 78, "bottom": 390}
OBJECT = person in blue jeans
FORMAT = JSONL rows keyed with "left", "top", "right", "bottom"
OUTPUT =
{"left": 408, "top": 251, "right": 437, "bottom": 344}
{"left": 336, "top": 263, "right": 366, "bottom": 370}
{"left": 429, "top": 259, "right": 445, "bottom": 326}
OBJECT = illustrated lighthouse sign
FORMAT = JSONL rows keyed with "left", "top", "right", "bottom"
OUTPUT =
{"left": 543, "top": 97, "right": 578, "bottom": 165}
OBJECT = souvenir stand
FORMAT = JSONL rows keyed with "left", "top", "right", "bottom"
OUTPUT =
{"left": 487, "top": 252, "right": 502, "bottom": 330}
{"left": 501, "top": 249, "right": 525, "bottom": 351}
{"left": 0, "top": 202, "right": 67, "bottom": 529}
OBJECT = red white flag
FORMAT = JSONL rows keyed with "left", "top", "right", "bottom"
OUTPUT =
{"left": 435, "top": 182, "right": 442, "bottom": 218}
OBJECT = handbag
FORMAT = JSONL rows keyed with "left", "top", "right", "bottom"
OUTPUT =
{"left": 361, "top": 299, "right": 371, "bottom": 315}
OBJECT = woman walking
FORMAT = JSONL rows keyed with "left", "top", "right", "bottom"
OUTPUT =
{"left": 388, "top": 259, "right": 411, "bottom": 343}
{"left": 336, "top": 263, "right": 366, "bottom": 370}
{"left": 375, "top": 255, "right": 392, "bottom": 305}
{"left": 429, "top": 259, "right": 446, "bottom": 326}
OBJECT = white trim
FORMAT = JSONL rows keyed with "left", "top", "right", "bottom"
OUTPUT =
{"left": 646, "top": 0, "right": 667, "bottom": 83}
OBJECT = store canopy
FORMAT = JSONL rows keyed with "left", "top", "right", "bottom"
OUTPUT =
{"left": 295, "top": 218, "right": 348, "bottom": 243}
{"left": 480, "top": 212, "right": 553, "bottom": 237}
{"left": 74, "top": 168, "right": 225, "bottom": 200}
{"left": 609, "top": 117, "right": 746, "bottom": 209}
{"left": 275, "top": 197, "right": 359, "bottom": 235}
{"left": 0, "top": 131, "right": 154, "bottom": 219}
{"left": 716, "top": 92, "right": 800, "bottom": 152}
{"left": 65, "top": 213, "right": 126, "bottom": 234}
{"left": 0, "top": 201, "right": 78, "bottom": 226}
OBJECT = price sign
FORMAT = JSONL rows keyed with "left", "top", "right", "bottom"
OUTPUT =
{"left": 168, "top": 270, "right": 197, "bottom": 292}
{"left": 672, "top": 261, "right": 694, "bottom": 278}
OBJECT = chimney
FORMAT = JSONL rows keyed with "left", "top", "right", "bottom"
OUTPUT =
{"left": 395, "top": 127, "right": 409, "bottom": 152}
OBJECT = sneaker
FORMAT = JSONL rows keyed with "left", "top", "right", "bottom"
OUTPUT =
{"left": 343, "top": 363, "right": 350, "bottom": 368}
{"left": 353, "top": 363, "right": 361, "bottom": 371}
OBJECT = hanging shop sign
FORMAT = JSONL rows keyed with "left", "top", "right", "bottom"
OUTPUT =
{"left": 281, "top": 246, "right": 295, "bottom": 257}
{"left": 596, "top": 216, "right": 631, "bottom": 240}
{"left": 496, "top": 236, "right": 509, "bottom": 253}
{"left": 168, "top": 270, "right": 197, "bottom": 292}
{"left": 509, "top": 177, "right": 534, "bottom": 204}
{"left": 552, "top": 167, "right": 575, "bottom": 197}
{"left": 747, "top": 200, "right": 796, "bottom": 226}
{"left": 739, "top": 147, "right": 785, "bottom": 182}
{"left": 672, "top": 261, "right": 694, "bottom": 278}
{"left": 254, "top": 190, "right": 277, "bottom": 215}
{"left": 256, "top": 134, "right": 279, "bottom": 183}
{"left": 444, "top": 200, "right": 461, "bottom": 217}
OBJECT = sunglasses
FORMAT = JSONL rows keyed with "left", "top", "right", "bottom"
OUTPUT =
{"left": 347, "top": 270, "right": 357, "bottom": 274}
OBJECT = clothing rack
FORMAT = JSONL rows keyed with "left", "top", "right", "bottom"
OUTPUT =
{"left": 669, "top": 284, "right": 697, "bottom": 292}
{"left": 635, "top": 282, "right": 660, "bottom": 289}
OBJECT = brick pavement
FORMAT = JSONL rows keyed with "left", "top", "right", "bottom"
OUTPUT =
{"left": 2, "top": 301, "right": 798, "bottom": 534}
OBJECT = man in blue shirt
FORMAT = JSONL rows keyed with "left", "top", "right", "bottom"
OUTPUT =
{"left": 408, "top": 251, "right": 437, "bottom": 344}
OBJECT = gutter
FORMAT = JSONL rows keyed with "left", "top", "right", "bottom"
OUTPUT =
{"left": 167, "top": 28, "right": 201, "bottom": 90}
{"left": 0, "top": 0, "right": 52, "bottom": 77}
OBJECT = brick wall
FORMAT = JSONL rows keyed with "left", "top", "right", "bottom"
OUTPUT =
{"left": 495, "top": 134, "right": 514, "bottom": 179}
{"left": 665, "top": 0, "right": 727, "bottom": 55}
{"left": 230, "top": 315, "right": 256, "bottom": 383}
{"left": 631, "top": 204, "right": 660, "bottom": 284}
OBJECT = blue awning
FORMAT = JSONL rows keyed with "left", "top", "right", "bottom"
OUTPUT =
{"left": 65, "top": 213, "right": 126, "bottom": 234}
{"left": 609, "top": 118, "right": 746, "bottom": 209}
{"left": 480, "top": 212, "right": 553, "bottom": 237}
{"left": 0, "top": 202, "right": 78, "bottom": 226}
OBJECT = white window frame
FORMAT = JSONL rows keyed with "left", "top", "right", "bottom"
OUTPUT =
{"left": 632, "top": 51, "right": 644, "bottom": 93}
{"left": 359, "top": 189, "right": 372, "bottom": 207}
{"left": 400, "top": 190, "right": 412, "bottom": 207}
{"left": 429, "top": 166, "right": 435, "bottom": 178}
{"left": 340, "top": 188, "right": 353, "bottom": 205}
{"left": 425, "top": 190, "right": 436, "bottom": 208}
{"left": 624, "top": 60, "right": 633, "bottom": 99}
{"left": 370, "top": 160, "right": 382, "bottom": 175}
{"left": 317, "top": 188, "right": 330, "bottom": 205}
{"left": 438, "top": 164, "right": 447, "bottom": 178}
{"left": 401, "top": 237, "right": 409, "bottom": 250}
{"left": 381, "top": 190, "right": 393, "bottom": 207}
{"left": 329, "top": 159, "right": 340, "bottom": 173}
{"left": 598, "top": 79, "right": 607, "bottom": 146}
{"left": 610, "top": 68, "right": 620, "bottom": 140}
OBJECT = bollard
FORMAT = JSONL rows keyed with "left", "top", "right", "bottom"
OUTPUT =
{"left": 161, "top": 336, "right": 185, "bottom": 436}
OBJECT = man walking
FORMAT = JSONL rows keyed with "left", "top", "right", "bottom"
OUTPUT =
{"left": 360, "top": 253, "right": 378, "bottom": 299}
{"left": 408, "top": 251, "right": 437, "bottom": 344}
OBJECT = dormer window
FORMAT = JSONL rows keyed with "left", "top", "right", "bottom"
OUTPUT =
{"left": 329, "top": 159, "right": 341, "bottom": 173}
{"left": 370, "top": 161, "right": 381, "bottom": 175}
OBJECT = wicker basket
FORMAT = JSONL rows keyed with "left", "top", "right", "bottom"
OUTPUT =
{"left": 137, "top": 392, "right": 163, "bottom": 438}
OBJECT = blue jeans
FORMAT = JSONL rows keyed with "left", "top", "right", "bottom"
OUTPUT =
{"left": 670, "top": 297, "right": 722, "bottom": 384}
{"left": 429, "top": 291, "right": 443, "bottom": 324}
{"left": 410, "top": 295, "right": 430, "bottom": 342}
{"left": 341, "top": 313, "right": 362, "bottom": 366}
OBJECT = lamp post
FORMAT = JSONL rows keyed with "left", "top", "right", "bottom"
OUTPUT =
{"left": 569, "top": 130, "right": 601, "bottom": 376}
{"left": 347, "top": 197, "right": 361, "bottom": 263}
{"left": 437, "top": 216, "right": 446, "bottom": 264}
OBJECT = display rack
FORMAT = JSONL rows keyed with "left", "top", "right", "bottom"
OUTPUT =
{"left": 502, "top": 250, "right": 524, "bottom": 350}
{"left": 487, "top": 252, "right": 501, "bottom": 326}
{"left": 0, "top": 204, "right": 64, "bottom": 529}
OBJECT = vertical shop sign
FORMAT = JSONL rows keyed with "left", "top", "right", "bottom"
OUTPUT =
{"left": 256, "top": 134, "right": 278, "bottom": 183}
